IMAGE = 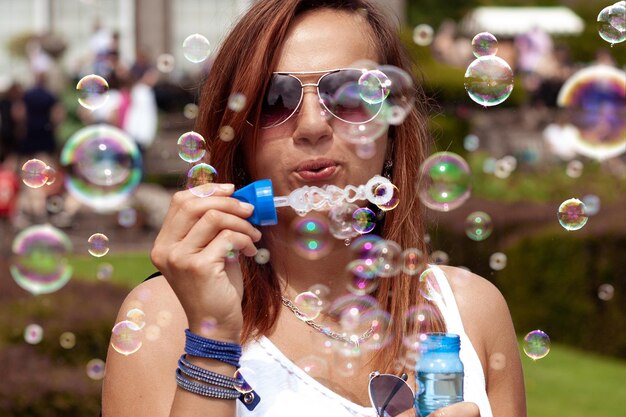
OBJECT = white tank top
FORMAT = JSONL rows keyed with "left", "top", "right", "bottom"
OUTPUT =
{"left": 236, "top": 266, "right": 493, "bottom": 417}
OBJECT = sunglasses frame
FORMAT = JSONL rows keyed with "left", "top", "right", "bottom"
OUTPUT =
{"left": 256, "top": 68, "right": 385, "bottom": 129}
{"left": 368, "top": 371, "right": 416, "bottom": 417}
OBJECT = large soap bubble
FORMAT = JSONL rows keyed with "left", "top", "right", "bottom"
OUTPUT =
{"left": 10, "top": 224, "right": 73, "bottom": 295}
{"left": 557, "top": 65, "right": 626, "bottom": 160}
{"left": 60, "top": 124, "right": 142, "bottom": 212}
{"left": 417, "top": 152, "right": 472, "bottom": 212}
{"left": 464, "top": 56, "right": 514, "bottom": 107}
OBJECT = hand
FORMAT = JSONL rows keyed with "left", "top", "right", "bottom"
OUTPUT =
{"left": 151, "top": 183, "right": 262, "bottom": 342}
{"left": 426, "top": 402, "right": 480, "bottom": 417}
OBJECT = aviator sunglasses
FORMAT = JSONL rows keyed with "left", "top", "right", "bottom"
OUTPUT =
{"left": 368, "top": 371, "right": 416, "bottom": 417}
{"left": 254, "top": 68, "right": 386, "bottom": 128}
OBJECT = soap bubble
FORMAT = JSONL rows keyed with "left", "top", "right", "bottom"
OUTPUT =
{"left": 333, "top": 117, "right": 388, "bottom": 145}
{"left": 156, "top": 53, "right": 175, "bottom": 73}
{"left": 360, "top": 309, "right": 392, "bottom": 351}
{"left": 329, "top": 203, "right": 361, "bottom": 240}
{"left": 187, "top": 163, "right": 218, "bottom": 197}
{"left": 464, "top": 56, "right": 514, "bottom": 107}
{"left": 558, "top": 198, "right": 588, "bottom": 231}
{"left": 293, "top": 291, "right": 324, "bottom": 320}
{"left": 118, "top": 207, "right": 137, "bottom": 228}
{"left": 330, "top": 294, "right": 379, "bottom": 335}
{"left": 24, "top": 324, "right": 44, "bottom": 344}
{"left": 10, "top": 224, "right": 73, "bottom": 295}
{"left": 402, "top": 304, "right": 438, "bottom": 350}
{"left": 429, "top": 250, "right": 449, "bottom": 265}
{"left": 565, "top": 160, "right": 583, "bottom": 178}
{"left": 372, "top": 239, "right": 402, "bottom": 278}
{"left": 557, "top": 65, "right": 626, "bottom": 160}
{"left": 126, "top": 308, "right": 146, "bottom": 329}
{"left": 97, "top": 263, "right": 114, "bottom": 280}
{"left": 182, "top": 33, "right": 211, "bottom": 63}
{"left": 60, "top": 332, "right": 76, "bottom": 349}
{"left": 597, "top": 3, "right": 626, "bottom": 44}
{"left": 183, "top": 103, "right": 198, "bottom": 119}
{"left": 417, "top": 152, "right": 471, "bottom": 212}
{"left": 471, "top": 32, "right": 498, "bottom": 58}
{"left": 219, "top": 125, "right": 235, "bottom": 142}
{"left": 489, "top": 252, "right": 507, "bottom": 271}
{"left": 228, "top": 93, "right": 247, "bottom": 112}
{"left": 347, "top": 263, "right": 379, "bottom": 295}
{"left": 352, "top": 207, "right": 376, "bottom": 234}
{"left": 375, "top": 183, "right": 399, "bottom": 211}
{"left": 296, "top": 355, "right": 329, "bottom": 377}
{"left": 254, "top": 248, "right": 270, "bottom": 264}
{"left": 418, "top": 268, "right": 444, "bottom": 302}
{"left": 402, "top": 248, "right": 425, "bottom": 276}
{"left": 46, "top": 195, "right": 65, "bottom": 213}
{"left": 356, "top": 142, "right": 377, "bottom": 159}
{"left": 177, "top": 131, "right": 206, "bottom": 163}
{"left": 110, "top": 320, "right": 142, "bottom": 355}
{"left": 76, "top": 74, "right": 109, "bottom": 110}
{"left": 413, "top": 24, "right": 434, "bottom": 46}
{"left": 465, "top": 211, "right": 493, "bottom": 241}
{"left": 463, "top": 134, "right": 480, "bottom": 151}
{"left": 377, "top": 65, "right": 415, "bottom": 125}
{"left": 582, "top": 194, "right": 600, "bottom": 216}
{"left": 86, "top": 358, "right": 106, "bottom": 380}
{"left": 523, "top": 330, "right": 550, "bottom": 360}
{"left": 60, "top": 124, "right": 142, "bottom": 212}
{"left": 88, "top": 233, "right": 110, "bottom": 257}
{"left": 598, "top": 283, "right": 615, "bottom": 301}
{"left": 290, "top": 217, "right": 333, "bottom": 260}
{"left": 358, "top": 70, "right": 390, "bottom": 105}
{"left": 21, "top": 159, "right": 55, "bottom": 188}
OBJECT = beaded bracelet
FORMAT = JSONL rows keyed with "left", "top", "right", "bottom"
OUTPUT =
{"left": 184, "top": 329, "right": 242, "bottom": 367}
{"left": 178, "top": 354, "right": 245, "bottom": 389}
{"left": 175, "top": 369, "right": 242, "bottom": 400}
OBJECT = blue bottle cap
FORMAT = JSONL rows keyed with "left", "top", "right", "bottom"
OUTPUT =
{"left": 232, "top": 179, "right": 278, "bottom": 226}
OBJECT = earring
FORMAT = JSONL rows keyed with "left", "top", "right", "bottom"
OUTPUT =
{"left": 382, "top": 159, "right": 393, "bottom": 180}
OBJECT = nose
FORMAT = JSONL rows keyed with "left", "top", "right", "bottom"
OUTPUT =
{"left": 291, "top": 87, "right": 333, "bottom": 146}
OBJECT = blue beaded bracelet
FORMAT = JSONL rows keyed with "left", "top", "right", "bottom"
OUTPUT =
{"left": 184, "top": 329, "right": 242, "bottom": 367}
{"left": 178, "top": 354, "right": 245, "bottom": 389}
{"left": 175, "top": 368, "right": 242, "bottom": 400}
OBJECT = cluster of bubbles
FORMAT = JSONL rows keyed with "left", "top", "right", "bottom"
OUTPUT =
{"left": 557, "top": 65, "right": 626, "bottom": 160}
{"left": 597, "top": 2, "right": 626, "bottom": 45}
{"left": 60, "top": 124, "right": 143, "bottom": 212}
{"left": 417, "top": 152, "right": 472, "bottom": 212}
{"left": 557, "top": 198, "right": 588, "bottom": 231}
{"left": 523, "top": 330, "right": 551, "bottom": 360}
{"left": 464, "top": 32, "right": 514, "bottom": 107}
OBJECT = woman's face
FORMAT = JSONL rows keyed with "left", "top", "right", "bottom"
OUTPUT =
{"left": 246, "top": 9, "right": 388, "bottom": 200}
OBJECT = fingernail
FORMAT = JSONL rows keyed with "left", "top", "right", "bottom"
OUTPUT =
{"left": 240, "top": 202, "right": 254, "bottom": 211}
{"left": 220, "top": 183, "right": 235, "bottom": 191}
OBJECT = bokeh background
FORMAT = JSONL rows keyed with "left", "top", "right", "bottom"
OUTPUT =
{"left": 1, "top": 0, "right": 625, "bottom": 416}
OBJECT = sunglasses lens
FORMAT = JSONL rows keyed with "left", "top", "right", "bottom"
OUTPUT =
{"left": 319, "top": 70, "right": 383, "bottom": 123}
{"left": 260, "top": 74, "right": 302, "bottom": 128}
{"left": 369, "top": 375, "right": 415, "bottom": 417}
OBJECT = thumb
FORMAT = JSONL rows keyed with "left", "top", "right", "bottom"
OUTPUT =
{"left": 427, "top": 402, "right": 480, "bottom": 417}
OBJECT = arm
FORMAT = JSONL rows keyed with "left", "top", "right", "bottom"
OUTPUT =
{"left": 103, "top": 184, "right": 261, "bottom": 417}
{"left": 444, "top": 266, "right": 527, "bottom": 417}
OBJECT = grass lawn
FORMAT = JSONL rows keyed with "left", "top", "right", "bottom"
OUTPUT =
{"left": 69, "top": 251, "right": 155, "bottom": 288}
{"left": 522, "top": 342, "right": 626, "bottom": 417}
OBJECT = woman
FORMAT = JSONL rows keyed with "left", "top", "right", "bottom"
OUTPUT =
{"left": 102, "top": 1, "right": 526, "bottom": 416}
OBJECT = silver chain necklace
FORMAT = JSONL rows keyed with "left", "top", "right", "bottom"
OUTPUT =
{"left": 280, "top": 296, "right": 375, "bottom": 348}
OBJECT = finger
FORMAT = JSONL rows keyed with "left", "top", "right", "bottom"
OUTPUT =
{"left": 160, "top": 183, "right": 236, "bottom": 227}
{"left": 180, "top": 209, "right": 262, "bottom": 251}
{"left": 428, "top": 402, "right": 480, "bottom": 417}
{"left": 201, "top": 229, "right": 258, "bottom": 261}
{"left": 160, "top": 193, "right": 254, "bottom": 243}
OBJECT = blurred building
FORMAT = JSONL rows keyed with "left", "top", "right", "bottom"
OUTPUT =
{"left": 0, "top": 0, "right": 405, "bottom": 88}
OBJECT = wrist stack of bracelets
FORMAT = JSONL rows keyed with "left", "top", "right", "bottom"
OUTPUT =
{"left": 177, "top": 329, "right": 260, "bottom": 409}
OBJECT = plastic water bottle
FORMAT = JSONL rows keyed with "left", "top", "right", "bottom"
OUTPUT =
{"left": 415, "top": 333, "right": 464, "bottom": 416}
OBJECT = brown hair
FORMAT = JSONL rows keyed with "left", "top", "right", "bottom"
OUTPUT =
{"left": 195, "top": 0, "right": 444, "bottom": 373}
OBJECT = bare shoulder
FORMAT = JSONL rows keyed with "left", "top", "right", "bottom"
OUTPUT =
{"left": 102, "top": 275, "right": 188, "bottom": 417}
